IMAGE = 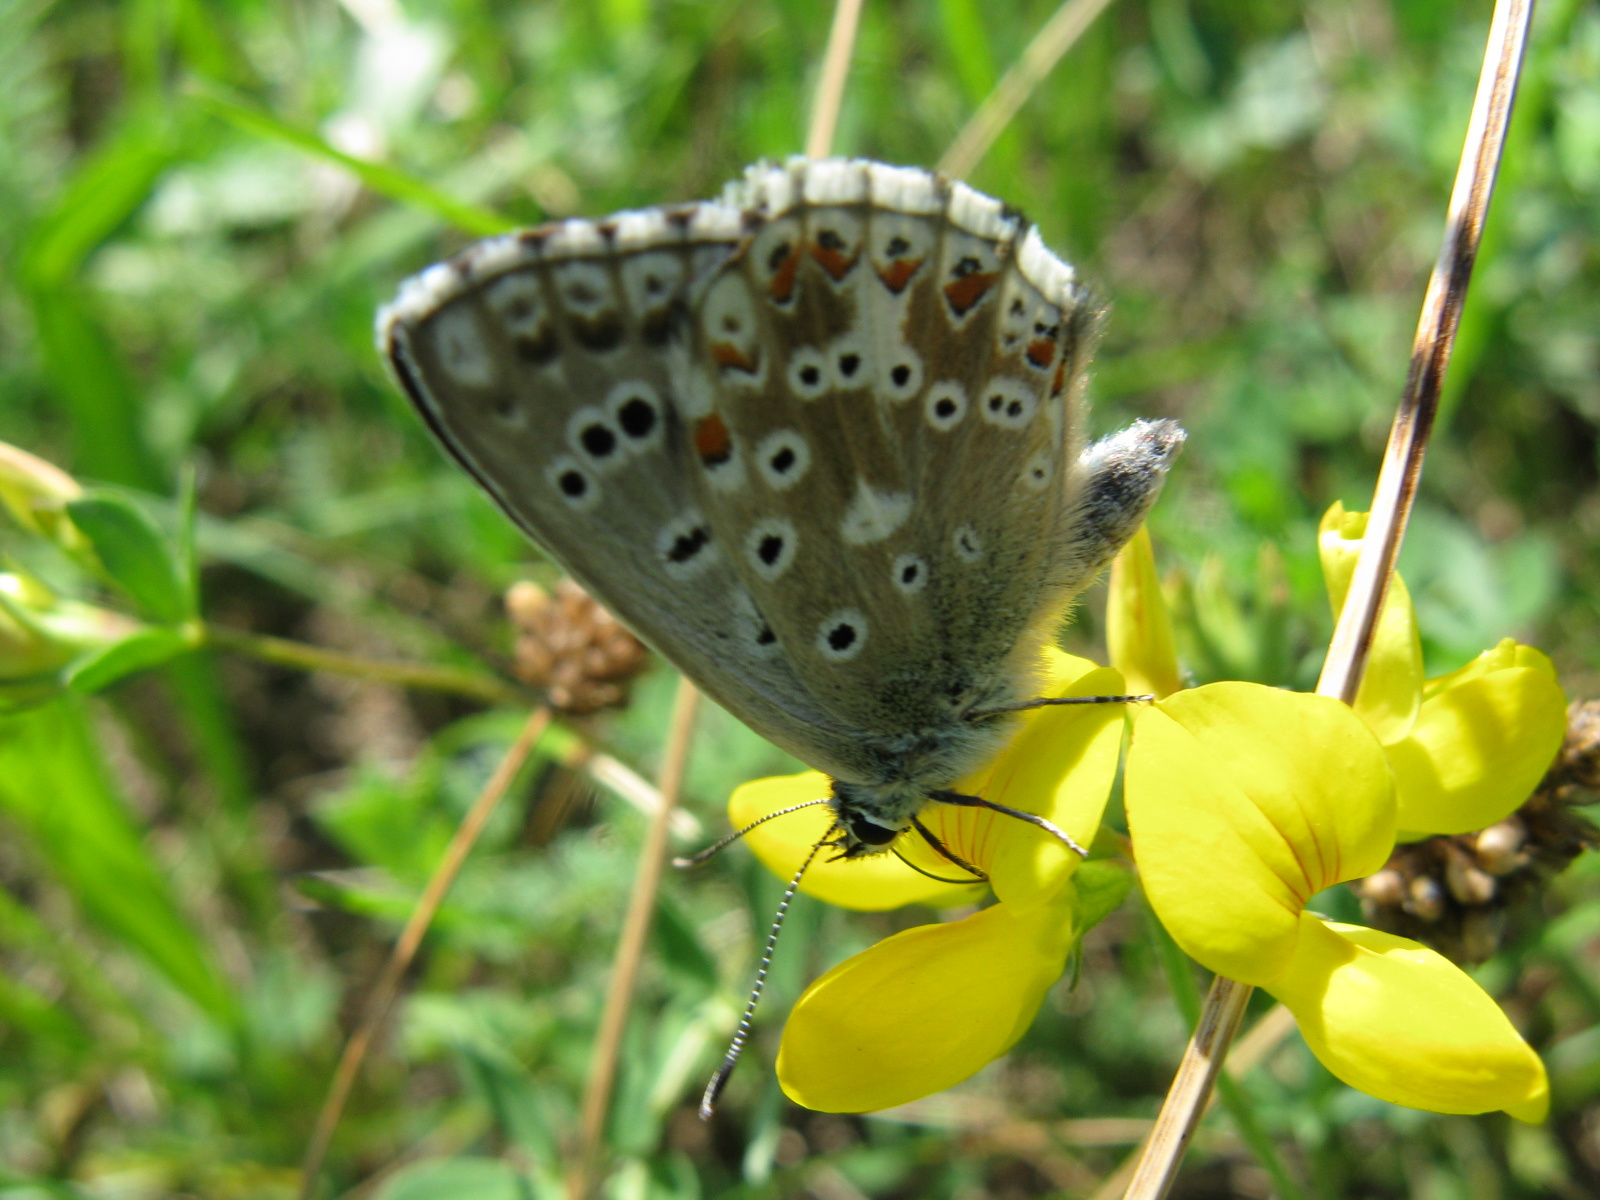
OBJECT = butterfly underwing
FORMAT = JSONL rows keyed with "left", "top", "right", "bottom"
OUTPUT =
{"left": 379, "top": 157, "right": 1183, "bottom": 856}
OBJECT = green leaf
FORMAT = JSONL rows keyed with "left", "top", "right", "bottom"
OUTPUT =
{"left": 1075, "top": 858, "right": 1136, "bottom": 937}
{"left": 0, "top": 698, "right": 238, "bottom": 1025}
{"left": 64, "top": 625, "right": 194, "bottom": 692}
{"left": 66, "top": 491, "right": 194, "bottom": 623}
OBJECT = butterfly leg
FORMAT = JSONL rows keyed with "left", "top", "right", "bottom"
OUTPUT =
{"left": 926, "top": 790, "right": 1089, "bottom": 858}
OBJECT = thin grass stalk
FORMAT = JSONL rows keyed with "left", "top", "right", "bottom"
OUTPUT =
{"left": 1120, "top": 2, "right": 1534, "bottom": 1196}
{"left": 937, "top": 0, "right": 1118, "bottom": 178}
{"left": 805, "top": 0, "right": 865, "bottom": 160}
{"left": 1087, "top": 1005, "right": 1298, "bottom": 1200}
{"left": 569, "top": 677, "right": 700, "bottom": 1200}
{"left": 207, "top": 625, "right": 529, "bottom": 707}
{"left": 299, "top": 705, "right": 553, "bottom": 1199}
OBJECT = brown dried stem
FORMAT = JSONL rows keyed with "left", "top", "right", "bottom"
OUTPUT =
{"left": 299, "top": 705, "right": 552, "bottom": 1199}
{"left": 805, "top": 0, "right": 864, "bottom": 160}
{"left": 1120, "top": 1, "right": 1534, "bottom": 1197}
{"left": 938, "top": 0, "right": 1118, "bottom": 179}
{"left": 568, "top": 676, "right": 701, "bottom": 1200}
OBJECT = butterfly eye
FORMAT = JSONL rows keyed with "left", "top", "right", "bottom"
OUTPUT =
{"left": 845, "top": 811, "right": 899, "bottom": 846}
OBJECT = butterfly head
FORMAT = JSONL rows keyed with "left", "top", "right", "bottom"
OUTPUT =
{"left": 828, "top": 778, "right": 922, "bottom": 858}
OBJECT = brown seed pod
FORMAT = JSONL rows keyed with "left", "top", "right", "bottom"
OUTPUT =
{"left": 506, "top": 579, "right": 649, "bottom": 714}
{"left": 1355, "top": 699, "right": 1600, "bottom": 964}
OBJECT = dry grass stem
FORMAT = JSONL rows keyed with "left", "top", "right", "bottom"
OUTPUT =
{"left": 569, "top": 676, "right": 701, "bottom": 1200}
{"left": 1315, "top": 0, "right": 1533, "bottom": 708}
{"left": 299, "top": 705, "right": 553, "bottom": 1198}
{"left": 805, "top": 0, "right": 865, "bottom": 160}
{"left": 937, "top": 0, "right": 1118, "bottom": 179}
{"left": 1089, "top": 1003, "right": 1297, "bottom": 1200}
{"left": 1122, "top": 3, "right": 1534, "bottom": 1196}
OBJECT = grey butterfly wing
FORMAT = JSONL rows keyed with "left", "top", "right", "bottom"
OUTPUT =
{"left": 680, "top": 160, "right": 1177, "bottom": 751}
{"left": 378, "top": 206, "right": 865, "bottom": 779}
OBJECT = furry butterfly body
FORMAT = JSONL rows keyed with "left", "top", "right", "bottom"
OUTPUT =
{"left": 380, "top": 158, "right": 1182, "bottom": 857}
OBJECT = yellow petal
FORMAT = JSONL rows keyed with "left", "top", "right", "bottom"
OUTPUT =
{"left": 731, "top": 773, "right": 983, "bottom": 912}
{"left": 1319, "top": 503, "right": 1424, "bottom": 744}
{"left": 731, "top": 650, "right": 1120, "bottom": 911}
{"left": 1422, "top": 638, "right": 1560, "bottom": 699}
{"left": 777, "top": 894, "right": 1075, "bottom": 1112}
{"left": 927, "top": 664, "right": 1128, "bottom": 910}
{"left": 1268, "top": 915, "right": 1549, "bottom": 1121}
{"left": 1107, "top": 525, "right": 1181, "bottom": 699}
{"left": 1386, "top": 655, "right": 1567, "bottom": 834}
{"left": 1125, "top": 682, "right": 1395, "bottom": 984}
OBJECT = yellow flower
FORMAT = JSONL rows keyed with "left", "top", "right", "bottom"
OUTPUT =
{"left": 728, "top": 649, "right": 1128, "bottom": 1112}
{"left": 1116, "top": 517, "right": 1558, "bottom": 1122}
{"left": 1319, "top": 503, "right": 1567, "bottom": 836}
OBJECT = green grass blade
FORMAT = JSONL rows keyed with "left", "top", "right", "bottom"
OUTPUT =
{"left": 189, "top": 85, "right": 515, "bottom": 237}
{"left": 0, "top": 697, "right": 240, "bottom": 1026}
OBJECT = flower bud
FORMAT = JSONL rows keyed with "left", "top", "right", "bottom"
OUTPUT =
{"left": 1444, "top": 849, "right": 1496, "bottom": 906}
{"left": 1358, "top": 869, "right": 1406, "bottom": 907}
{"left": 1406, "top": 874, "right": 1445, "bottom": 922}
{"left": 0, "top": 442, "right": 85, "bottom": 552}
{"left": 1474, "top": 818, "right": 1528, "bottom": 875}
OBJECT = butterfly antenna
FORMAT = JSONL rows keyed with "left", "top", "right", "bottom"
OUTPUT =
{"left": 699, "top": 832, "right": 830, "bottom": 1120}
{"left": 966, "top": 693, "right": 1153, "bottom": 719}
{"left": 673, "top": 799, "right": 831, "bottom": 868}
{"left": 927, "top": 790, "right": 1090, "bottom": 858}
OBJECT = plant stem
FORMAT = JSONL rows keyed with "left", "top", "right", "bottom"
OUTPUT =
{"left": 804, "top": 0, "right": 864, "bottom": 160}
{"left": 298, "top": 705, "right": 552, "bottom": 1199}
{"left": 206, "top": 625, "right": 528, "bottom": 707}
{"left": 938, "top": 0, "right": 1118, "bottom": 179}
{"left": 569, "top": 677, "right": 700, "bottom": 1200}
{"left": 1120, "top": 2, "right": 1534, "bottom": 1196}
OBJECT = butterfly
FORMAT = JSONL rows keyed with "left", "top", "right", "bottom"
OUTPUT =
{"left": 379, "top": 157, "right": 1182, "bottom": 865}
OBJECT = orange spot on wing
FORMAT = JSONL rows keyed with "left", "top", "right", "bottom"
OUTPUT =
{"left": 943, "top": 271, "right": 999, "bottom": 316}
{"left": 875, "top": 257, "right": 924, "bottom": 293}
{"left": 710, "top": 342, "right": 758, "bottom": 373}
{"left": 769, "top": 245, "right": 802, "bottom": 303}
{"left": 694, "top": 414, "right": 733, "bottom": 466}
{"left": 1026, "top": 338, "right": 1057, "bottom": 368}
{"left": 1050, "top": 357, "right": 1068, "bottom": 396}
{"left": 811, "top": 244, "right": 858, "bottom": 281}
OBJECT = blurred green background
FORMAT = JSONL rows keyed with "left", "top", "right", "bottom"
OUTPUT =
{"left": 2, "top": 0, "right": 1600, "bottom": 1196}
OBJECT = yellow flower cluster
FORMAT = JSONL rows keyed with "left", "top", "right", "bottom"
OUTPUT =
{"left": 729, "top": 509, "right": 1565, "bottom": 1120}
